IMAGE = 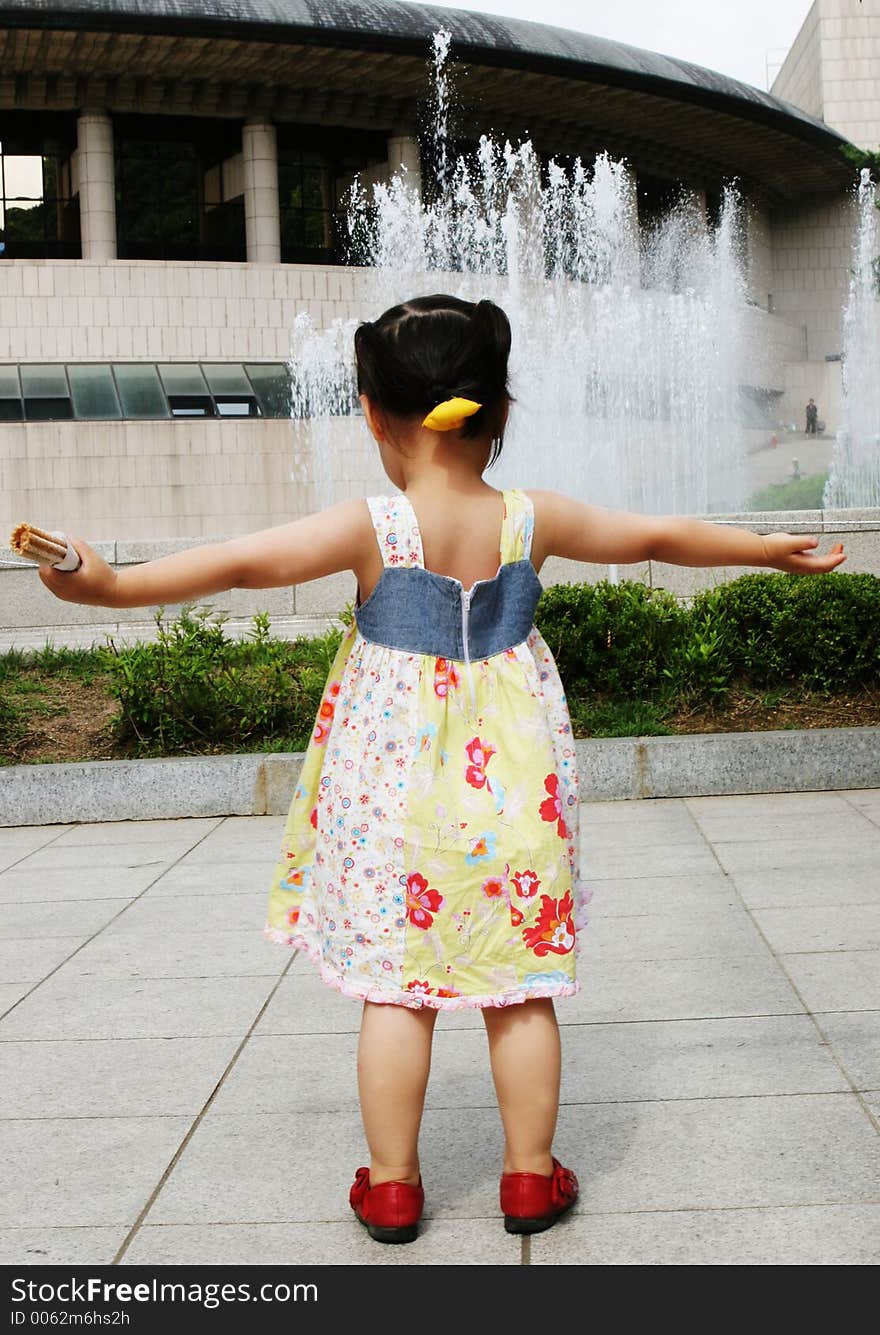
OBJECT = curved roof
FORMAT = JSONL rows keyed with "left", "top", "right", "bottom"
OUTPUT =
{"left": 0, "top": 0, "right": 854, "bottom": 200}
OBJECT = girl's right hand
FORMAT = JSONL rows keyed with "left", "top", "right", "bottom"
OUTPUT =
{"left": 38, "top": 537, "right": 119, "bottom": 607}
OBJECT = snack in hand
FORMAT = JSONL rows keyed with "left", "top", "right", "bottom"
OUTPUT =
{"left": 9, "top": 523, "right": 82, "bottom": 572}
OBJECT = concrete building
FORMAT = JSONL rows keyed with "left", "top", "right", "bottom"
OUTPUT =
{"left": 0, "top": 0, "right": 873, "bottom": 560}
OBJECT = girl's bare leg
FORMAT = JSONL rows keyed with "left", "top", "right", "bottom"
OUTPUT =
{"left": 482, "top": 998, "right": 561, "bottom": 1175}
{"left": 357, "top": 1000, "right": 438, "bottom": 1186}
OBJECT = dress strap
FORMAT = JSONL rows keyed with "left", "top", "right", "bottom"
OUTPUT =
{"left": 365, "top": 494, "right": 425, "bottom": 569}
{"left": 499, "top": 488, "right": 535, "bottom": 564}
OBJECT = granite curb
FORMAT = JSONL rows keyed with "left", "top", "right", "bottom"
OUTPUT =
{"left": 2, "top": 727, "right": 879, "bottom": 826}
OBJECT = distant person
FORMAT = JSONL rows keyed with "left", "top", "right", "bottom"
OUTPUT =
{"left": 805, "top": 398, "right": 819, "bottom": 434}
{"left": 37, "top": 293, "right": 847, "bottom": 1245}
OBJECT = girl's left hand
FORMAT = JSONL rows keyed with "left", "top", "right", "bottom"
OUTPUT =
{"left": 762, "top": 535, "right": 846, "bottom": 574}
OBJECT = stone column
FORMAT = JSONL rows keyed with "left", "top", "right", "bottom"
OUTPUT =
{"left": 76, "top": 110, "right": 117, "bottom": 260}
{"left": 387, "top": 133, "right": 421, "bottom": 195}
{"left": 242, "top": 120, "right": 281, "bottom": 263}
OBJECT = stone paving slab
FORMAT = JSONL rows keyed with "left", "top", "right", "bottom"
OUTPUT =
{"left": 550, "top": 1094, "right": 880, "bottom": 1214}
{"left": 581, "top": 873, "right": 737, "bottom": 915}
{"left": 60, "top": 928, "right": 286, "bottom": 981}
{"left": 0, "top": 1117, "right": 193, "bottom": 1228}
{"left": 0, "top": 1229, "right": 128, "bottom": 1268}
{"left": 0, "top": 898, "right": 131, "bottom": 940}
{"left": 711, "top": 833, "right": 880, "bottom": 875}
{"left": 753, "top": 904, "right": 880, "bottom": 954}
{"left": 1, "top": 793, "right": 878, "bottom": 1267}
{"left": 729, "top": 867, "right": 880, "bottom": 910}
{"left": 121, "top": 1220, "right": 523, "bottom": 1266}
{"left": 0, "top": 863, "right": 176, "bottom": 903}
{"left": 0, "top": 1037, "right": 244, "bottom": 1119}
{"left": 529, "top": 1203, "right": 880, "bottom": 1266}
{"left": 581, "top": 903, "right": 767, "bottom": 962}
{"left": 813, "top": 1012, "right": 880, "bottom": 1091}
{"left": 0, "top": 974, "right": 286, "bottom": 1040}
{"left": 782, "top": 951, "right": 880, "bottom": 1013}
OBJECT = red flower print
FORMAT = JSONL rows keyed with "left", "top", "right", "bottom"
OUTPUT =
{"left": 510, "top": 905, "right": 524, "bottom": 927}
{"left": 313, "top": 720, "right": 330, "bottom": 744}
{"left": 433, "top": 657, "right": 461, "bottom": 698}
{"left": 309, "top": 806, "right": 318, "bottom": 829}
{"left": 327, "top": 680, "right": 341, "bottom": 699}
{"left": 522, "top": 892, "right": 576, "bottom": 957}
{"left": 436, "top": 987, "right": 461, "bottom": 999}
{"left": 318, "top": 700, "right": 335, "bottom": 721}
{"left": 512, "top": 869, "right": 541, "bottom": 899}
{"left": 539, "top": 773, "right": 568, "bottom": 839}
{"left": 405, "top": 979, "right": 435, "bottom": 997}
{"left": 465, "top": 736, "right": 497, "bottom": 790}
{"left": 434, "top": 657, "right": 450, "bottom": 699}
{"left": 481, "top": 875, "right": 505, "bottom": 899}
{"left": 282, "top": 867, "right": 306, "bottom": 889}
{"left": 405, "top": 872, "right": 444, "bottom": 930}
{"left": 286, "top": 906, "right": 300, "bottom": 928}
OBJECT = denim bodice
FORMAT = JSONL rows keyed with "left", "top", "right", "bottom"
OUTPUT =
{"left": 355, "top": 491, "right": 541, "bottom": 662}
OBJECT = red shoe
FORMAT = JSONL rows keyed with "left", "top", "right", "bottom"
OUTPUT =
{"left": 500, "top": 1158, "right": 579, "bottom": 1234}
{"left": 349, "top": 1166, "right": 424, "bottom": 1244}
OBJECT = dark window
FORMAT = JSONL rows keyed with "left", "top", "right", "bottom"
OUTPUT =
{"left": 115, "top": 115, "right": 245, "bottom": 263}
{"left": 157, "top": 363, "right": 215, "bottom": 417}
{"left": 0, "top": 362, "right": 297, "bottom": 420}
{"left": 277, "top": 126, "right": 386, "bottom": 265}
{"left": 113, "top": 364, "right": 170, "bottom": 419}
{"left": 67, "top": 364, "right": 122, "bottom": 420}
{"left": 0, "top": 113, "right": 79, "bottom": 259}
{"left": 0, "top": 363, "right": 22, "bottom": 419}
{"left": 245, "top": 363, "right": 293, "bottom": 418}
{"left": 203, "top": 364, "right": 259, "bottom": 416}
{"left": 20, "top": 363, "right": 73, "bottom": 420}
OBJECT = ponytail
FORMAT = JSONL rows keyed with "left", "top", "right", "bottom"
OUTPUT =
{"left": 354, "top": 294, "right": 513, "bottom": 466}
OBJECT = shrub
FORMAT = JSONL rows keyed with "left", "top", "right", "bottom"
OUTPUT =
{"left": 538, "top": 571, "right": 880, "bottom": 702}
{"left": 100, "top": 604, "right": 343, "bottom": 756}
{"left": 536, "top": 580, "right": 685, "bottom": 697}
{"left": 691, "top": 572, "right": 880, "bottom": 691}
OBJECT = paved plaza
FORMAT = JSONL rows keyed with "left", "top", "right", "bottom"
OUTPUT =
{"left": 1, "top": 790, "right": 879, "bottom": 1267}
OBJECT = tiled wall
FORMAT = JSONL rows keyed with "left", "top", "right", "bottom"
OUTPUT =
{"left": 772, "top": 1, "right": 823, "bottom": 121}
{"left": 817, "top": 0, "right": 880, "bottom": 149}
{"left": 0, "top": 260, "right": 374, "bottom": 362}
{"left": 773, "top": 0, "right": 880, "bottom": 150}
{"left": 769, "top": 193, "right": 857, "bottom": 365}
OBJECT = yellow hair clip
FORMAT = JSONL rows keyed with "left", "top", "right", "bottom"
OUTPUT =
{"left": 421, "top": 397, "right": 483, "bottom": 432}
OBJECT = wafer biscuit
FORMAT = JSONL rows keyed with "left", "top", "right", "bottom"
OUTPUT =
{"left": 9, "top": 523, "right": 82, "bottom": 571}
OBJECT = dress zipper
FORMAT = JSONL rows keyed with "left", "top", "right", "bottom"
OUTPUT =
{"left": 460, "top": 588, "right": 477, "bottom": 714}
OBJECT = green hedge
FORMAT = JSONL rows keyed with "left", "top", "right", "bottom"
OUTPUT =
{"left": 535, "top": 571, "right": 880, "bottom": 701}
{"left": 3, "top": 572, "right": 877, "bottom": 759}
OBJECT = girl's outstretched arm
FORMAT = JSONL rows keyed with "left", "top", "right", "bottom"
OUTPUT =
{"left": 533, "top": 490, "right": 846, "bottom": 576}
{"left": 38, "top": 499, "right": 375, "bottom": 609}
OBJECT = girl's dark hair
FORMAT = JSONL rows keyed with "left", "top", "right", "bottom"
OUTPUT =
{"left": 354, "top": 294, "right": 513, "bottom": 466}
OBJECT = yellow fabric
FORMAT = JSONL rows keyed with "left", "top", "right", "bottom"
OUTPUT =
{"left": 422, "top": 396, "right": 482, "bottom": 431}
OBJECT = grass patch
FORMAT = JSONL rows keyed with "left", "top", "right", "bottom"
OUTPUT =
{"left": 748, "top": 472, "right": 828, "bottom": 512}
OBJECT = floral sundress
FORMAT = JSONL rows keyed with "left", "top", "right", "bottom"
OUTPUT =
{"left": 264, "top": 488, "right": 589, "bottom": 1009}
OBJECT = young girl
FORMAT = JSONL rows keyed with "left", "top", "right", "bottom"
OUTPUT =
{"left": 39, "top": 293, "right": 845, "bottom": 1245}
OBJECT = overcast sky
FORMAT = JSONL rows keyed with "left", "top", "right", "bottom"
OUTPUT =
{"left": 416, "top": 0, "right": 816, "bottom": 91}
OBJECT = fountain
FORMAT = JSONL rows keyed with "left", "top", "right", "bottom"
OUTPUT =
{"left": 823, "top": 168, "right": 880, "bottom": 510}
{"left": 290, "top": 30, "right": 758, "bottom": 517}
